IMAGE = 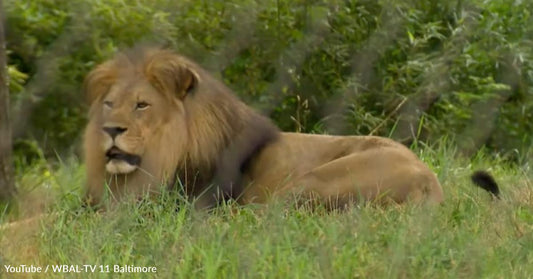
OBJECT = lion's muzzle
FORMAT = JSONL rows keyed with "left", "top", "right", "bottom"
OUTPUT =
{"left": 105, "top": 146, "right": 142, "bottom": 174}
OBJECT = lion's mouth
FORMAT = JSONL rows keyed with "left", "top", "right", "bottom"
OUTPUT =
{"left": 105, "top": 147, "right": 141, "bottom": 174}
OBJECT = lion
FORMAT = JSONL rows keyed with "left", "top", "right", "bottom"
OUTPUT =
{"left": 83, "top": 47, "right": 499, "bottom": 209}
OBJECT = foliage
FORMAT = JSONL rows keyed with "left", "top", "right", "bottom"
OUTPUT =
{"left": 4, "top": 0, "right": 533, "bottom": 161}
{"left": 3, "top": 2, "right": 533, "bottom": 276}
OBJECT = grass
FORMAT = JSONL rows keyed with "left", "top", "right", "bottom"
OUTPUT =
{"left": 1, "top": 143, "right": 533, "bottom": 279}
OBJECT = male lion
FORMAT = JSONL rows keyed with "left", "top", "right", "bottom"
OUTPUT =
{"left": 83, "top": 47, "right": 499, "bottom": 209}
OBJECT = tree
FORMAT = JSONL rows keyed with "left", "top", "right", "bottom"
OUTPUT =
{"left": 0, "top": 0, "right": 16, "bottom": 201}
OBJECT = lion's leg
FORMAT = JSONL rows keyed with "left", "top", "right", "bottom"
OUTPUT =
{"left": 279, "top": 149, "right": 443, "bottom": 208}
{"left": 84, "top": 171, "right": 106, "bottom": 207}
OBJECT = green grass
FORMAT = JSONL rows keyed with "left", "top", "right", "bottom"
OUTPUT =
{"left": 1, "top": 144, "right": 533, "bottom": 279}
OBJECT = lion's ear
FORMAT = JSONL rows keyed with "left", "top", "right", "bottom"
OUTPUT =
{"left": 145, "top": 54, "right": 199, "bottom": 99}
{"left": 170, "top": 65, "right": 198, "bottom": 98}
{"left": 83, "top": 62, "right": 116, "bottom": 105}
{"left": 179, "top": 67, "right": 198, "bottom": 95}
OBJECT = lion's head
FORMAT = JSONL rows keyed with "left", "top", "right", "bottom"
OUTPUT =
{"left": 83, "top": 47, "right": 263, "bottom": 205}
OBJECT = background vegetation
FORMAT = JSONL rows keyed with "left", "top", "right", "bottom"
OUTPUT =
{"left": 2, "top": 0, "right": 533, "bottom": 278}
{"left": 5, "top": 0, "right": 533, "bottom": 164}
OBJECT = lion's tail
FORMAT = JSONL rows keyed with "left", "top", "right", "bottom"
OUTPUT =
{"left": 471, "top": 170, "right": 500, "bottom": 198}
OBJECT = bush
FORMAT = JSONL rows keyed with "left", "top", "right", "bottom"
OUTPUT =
{"left": 5, "top": 0, "right": 533, "bottom": 162}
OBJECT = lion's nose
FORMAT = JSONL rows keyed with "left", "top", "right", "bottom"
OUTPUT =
{"left": 103, "top": 126, "right": 127, "bottom": 139}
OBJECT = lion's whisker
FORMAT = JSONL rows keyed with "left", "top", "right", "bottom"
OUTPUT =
{"left": 135, "top": 166, "right": 155, "bottom": 178}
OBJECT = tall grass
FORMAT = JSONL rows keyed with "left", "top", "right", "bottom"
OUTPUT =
{"left": 1, "top": 143, "right": 532, "bottom": 278}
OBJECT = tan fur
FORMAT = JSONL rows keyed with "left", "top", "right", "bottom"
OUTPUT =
{"left": 243, "top": 133, "right": 443, "bottom": 207}
{"left": 83, "top": 47, "right": 444, "bottom": 208}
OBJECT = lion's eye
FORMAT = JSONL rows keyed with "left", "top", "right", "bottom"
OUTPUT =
{"left": 136, "top": 102, "right": 150, "bottom": 110}
{"left": 103, "top": 101, "right": 113, "bottom": 108}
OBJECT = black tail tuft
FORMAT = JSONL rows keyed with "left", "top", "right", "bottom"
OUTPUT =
{"left": 471, "top": 170, "right": 500, "bottom": 198}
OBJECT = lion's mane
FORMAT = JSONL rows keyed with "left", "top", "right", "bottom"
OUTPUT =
{"left": 83, "top": 47, "right": 279, "bottom": 206}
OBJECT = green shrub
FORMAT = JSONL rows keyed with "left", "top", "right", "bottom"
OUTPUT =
{"left": 5, "top": 0, "right": 533, "bottom": 162}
